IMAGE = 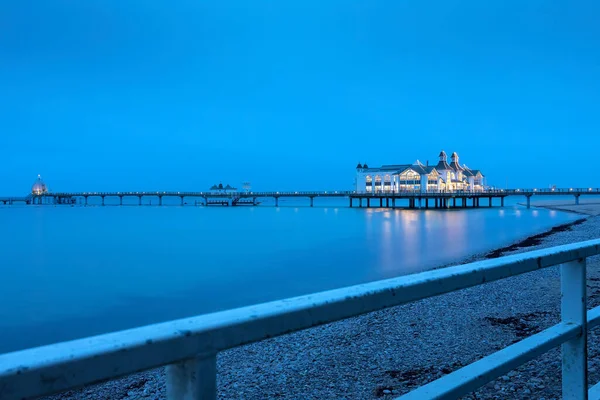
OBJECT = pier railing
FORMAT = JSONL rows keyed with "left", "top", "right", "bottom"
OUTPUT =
{"left": 46, "top": 187, "right": 600, "bottom": 197}
{"left": 2, "top": 240, "right": 600, "bottom": 399}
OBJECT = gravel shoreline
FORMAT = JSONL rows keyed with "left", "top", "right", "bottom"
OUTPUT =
{"left": 47, "top": 214, "right": 600, "bottom": 400}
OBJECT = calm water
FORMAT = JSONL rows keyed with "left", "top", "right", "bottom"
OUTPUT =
{"left": 0, "top": 197, "right": 581, "bottom": 353}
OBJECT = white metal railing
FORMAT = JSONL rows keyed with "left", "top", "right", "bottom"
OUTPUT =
{"left": 2, "top": 240, "right": 600, "bottom": 399}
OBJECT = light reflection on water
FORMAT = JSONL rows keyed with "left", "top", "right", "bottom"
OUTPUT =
{"left": 0, "top": 204, "right": 581, "bottom": 353}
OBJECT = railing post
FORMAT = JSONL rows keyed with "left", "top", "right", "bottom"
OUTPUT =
{"left": 166, "top": 354, "right": 217, "bottom": 400}
{"left": 561, "top": 258, "right": 587, "bottom": 400}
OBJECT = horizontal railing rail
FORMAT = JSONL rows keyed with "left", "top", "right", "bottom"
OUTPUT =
{"left": 2, "top": 240, "right": 600, "bottom": 399}
{"left": 36, "top": 188, "right": 600, "bottom": 198}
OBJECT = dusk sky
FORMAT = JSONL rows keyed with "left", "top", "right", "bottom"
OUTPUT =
{"left": 1, "top": 1, "right": 599, "bottom": 193}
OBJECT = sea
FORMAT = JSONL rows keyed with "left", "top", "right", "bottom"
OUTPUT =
{"left": 0, "top": 195, "right": 582, "bottom": 353}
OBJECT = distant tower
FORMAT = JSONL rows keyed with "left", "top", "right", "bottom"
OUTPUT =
{"left": 439, "top": 150, "right": 447, "bottom": 162}
{"left": 356, "top": 162, "right": 363, "bottom": 170}
{"left": 436, "top": 150, "right": 450, "bottom": 171}
{"left": 31, "top": 174, "right": 48, "bottom": 195}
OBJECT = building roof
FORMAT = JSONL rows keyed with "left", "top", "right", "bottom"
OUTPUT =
{"left": 450, "top": 152, "right": 465, "bottom": 172}
{"left": 409, "top": 164, "right": 438, "bottom": 175}
{"left": 435, "top": 150, "right": 452, "bottom": 170}
{"left": 31, "top": 175, "right": 48, "bottom": 194}
{"left": 462, "top": 168, "right": 475, "bottom": 177}
{"left": 356, "top": 162, "right": 363, "bottom": 169}
{"left": 380, "top": 164, "right": 412, "bottom": 171}
{"left": 450, "top": 162, "right": 464, "bottom": 172}
{"left": 435, "top": 160, "right": 451, "bottom": 170}
{"left": 359, "top": 152, "right": 484, "bottom": 179}
{"left": 363, "top": 163, "right": 439, "bottom": 176}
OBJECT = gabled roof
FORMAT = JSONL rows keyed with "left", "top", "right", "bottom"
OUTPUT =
{"left": 413, "top": 160, "right": 440, "bottom": 174}
{"left": 409, "top": 164, "right": 439, "bottom": 176}
{"left": 461, "top": 164, "right": 475, "bottom": 176}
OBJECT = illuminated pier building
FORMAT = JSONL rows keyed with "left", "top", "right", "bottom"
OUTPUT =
{"left": 355, "top": 151, "right": 485, "bottom": 193}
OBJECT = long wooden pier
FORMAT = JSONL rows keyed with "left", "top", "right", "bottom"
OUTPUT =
{"left": 2, "top": 188, "right": 598, "bottom": 209}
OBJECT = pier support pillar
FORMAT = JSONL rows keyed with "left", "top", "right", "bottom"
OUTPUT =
{"left": 101, "top": 196, "right": 105, "bottom": 206}
{"left": 85, "top": 197, "right": 88, "bottom": 206}
{"left": 119, "top": 196, "right": 123, "bottom": 206}
{"left": 310, "top": 197, "right": 314, "bottom": 207}
{"left": 139, "top": 196, "right": 142, "bottom": 206}
{"left": 359, "top": 198, "right": 363, "bottom": 208}
{"left": 489, "top": 197, "right": 492, "bottom": 207}
{"left": 446, "top": 199, "right": 450, "bottom": 209}
{"left": 159, "top": 196, "right": 163, "bottom": 206}
{"left": 575, "top": 195, "right": 580, "bottom": 205}
{"left": 501, "top": 197, "right": 504, "bottom": 207}
{"left": 452, "top": 198, "right": 456, "bottom": 208}
{"left": 367, "top": 198, "right": 371, "bottom": 208}
{"left": 275, "top": 197, "right": 279, "bottom": 207}
{"left": 379, "top": 198, "right": 383, "bottom": 207}
{"left": 392, "top": 198, "right": 396, "bottom": 209}
{"left": 526, "top": 195, "right": 531, "bottom": 209}
{"left": 349, "top": 198, "right": 352, "bottom": 208}
{"left": 181, "top": 196, "right": 184, "bottom": 206}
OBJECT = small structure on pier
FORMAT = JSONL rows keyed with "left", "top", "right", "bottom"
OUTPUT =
{"left": 31, "top": 175, "right": 48, "bottom": 195}
{"left": 356, "top": 150, "right": 485, "bottom": 193}
{"left": 209, "top": 183, "right": 237, "bottom": 193}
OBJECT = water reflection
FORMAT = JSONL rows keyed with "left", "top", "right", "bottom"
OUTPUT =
{"left": 0, "top": 205, "right": 582, "bottom": 353}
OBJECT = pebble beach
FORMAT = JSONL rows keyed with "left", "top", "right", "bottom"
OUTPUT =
{"left": 46, "top": 202, "right": 600, "bottom": 400}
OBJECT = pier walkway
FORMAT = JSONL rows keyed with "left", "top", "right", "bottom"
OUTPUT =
{"left": 12, "top": 188, "right": 600, "bottom": 209}
{"left": 0, "top": 195, "right": 32, "bottom": 205}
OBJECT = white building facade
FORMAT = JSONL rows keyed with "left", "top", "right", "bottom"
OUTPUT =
{"left": 355, "top": 151, "right": 485, "bottom": 193}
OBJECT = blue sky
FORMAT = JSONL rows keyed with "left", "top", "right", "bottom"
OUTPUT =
{"left": 1, "top": 1, "right": 599, "bottom": 193}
